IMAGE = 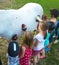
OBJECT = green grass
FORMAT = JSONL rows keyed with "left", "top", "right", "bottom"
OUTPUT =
{"left": 0, "top": 37, "right": 59, "bottom": 65}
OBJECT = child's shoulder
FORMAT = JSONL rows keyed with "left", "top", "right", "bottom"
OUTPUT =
{"left": 34, "top": 33, "right": 44, "bottom": 42}
{"left": 20, "top": 46, "right": 26, "bottom": 54}
{"left": 22, "top": 46, "right": 26, "bottom": 49}
{"left": 34, "top": 33, "right": 43, "bottom": 39}
{"left": 20, "top": 45, "right": 26, "bottom": 50}
{"left": 46, "top": 32, "right": 51, "bottom": 39}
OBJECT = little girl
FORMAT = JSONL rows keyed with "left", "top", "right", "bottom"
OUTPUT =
{"left": 32, "top": 21, "right": 48, "bottom": 65}
{"left": 19, "top": 31, "right": 33, "bottom": 65}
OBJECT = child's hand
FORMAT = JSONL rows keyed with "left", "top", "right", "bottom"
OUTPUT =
{"left": 6, "top": 53, "right": 8, "bottom": 58}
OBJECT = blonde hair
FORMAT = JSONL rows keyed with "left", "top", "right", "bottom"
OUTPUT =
{"left": 23, "top": 31, "right": 33, "bottom": 49}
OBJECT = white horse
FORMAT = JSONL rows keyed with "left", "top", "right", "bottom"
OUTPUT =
{"left": 0, "top": 3, "right": 43, "bottom": 39}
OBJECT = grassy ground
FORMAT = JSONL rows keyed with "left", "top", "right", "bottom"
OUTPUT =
{"left": 0, "top": 0, "right": 59, "bottom": 65}
{"left": 0, "top": 37, "right": 59, "bottom": 65}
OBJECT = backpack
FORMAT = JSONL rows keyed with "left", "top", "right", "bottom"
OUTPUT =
{"left": 8, "top": 41, "right": 19, "bottom": 57}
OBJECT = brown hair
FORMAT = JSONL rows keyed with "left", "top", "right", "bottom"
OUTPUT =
{"left": 39, "top": 21, "right": 48, "bottom": 31}
{"left": 12, "top": 34, "right": 18, "bottom": 40}
{"left": 39, "top": 21, "right": 48, "bottom": 39}
{"left": 42, "top": 15, "right": 48, "bottom": 21}
{"left": 50, "top": 9, "right": 59, "bottom": 18}
{"left": 23, "top": 31, "right": 33, "bottom": 49}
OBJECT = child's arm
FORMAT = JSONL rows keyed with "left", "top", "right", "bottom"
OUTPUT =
{"left": 33, "top": 39, "right": 39, "bottom": 46}
{"left": 20, "top": 46, "right": 26, "bottom": 58}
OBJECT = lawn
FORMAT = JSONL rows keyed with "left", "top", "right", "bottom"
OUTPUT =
{"left": 0, "top": 36, "right": 59, "bottom": 65}
{"left": 0, "top": 0, "right": 59, "bottom": 65}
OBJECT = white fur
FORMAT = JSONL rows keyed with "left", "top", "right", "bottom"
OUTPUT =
{"left": 0, "top": 3, "right": 43, "bottom": 39}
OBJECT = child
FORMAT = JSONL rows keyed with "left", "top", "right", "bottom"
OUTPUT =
{"left": 8, "top": 34, "right": 19, "bottom": 65}
{"left": 50, "top": 9, "right": 59, "bottom": 24}
{"left": 19, "top": 31, "right": 33, "bottom": 65}
{"left": 32, "top": 21, "right": 48, "bottom": 65}
{"left": 49, "top": 9, "right": 59, "bottom": 44}
{"left": 44, "top": 21, "right": 55, "bottom": 52}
